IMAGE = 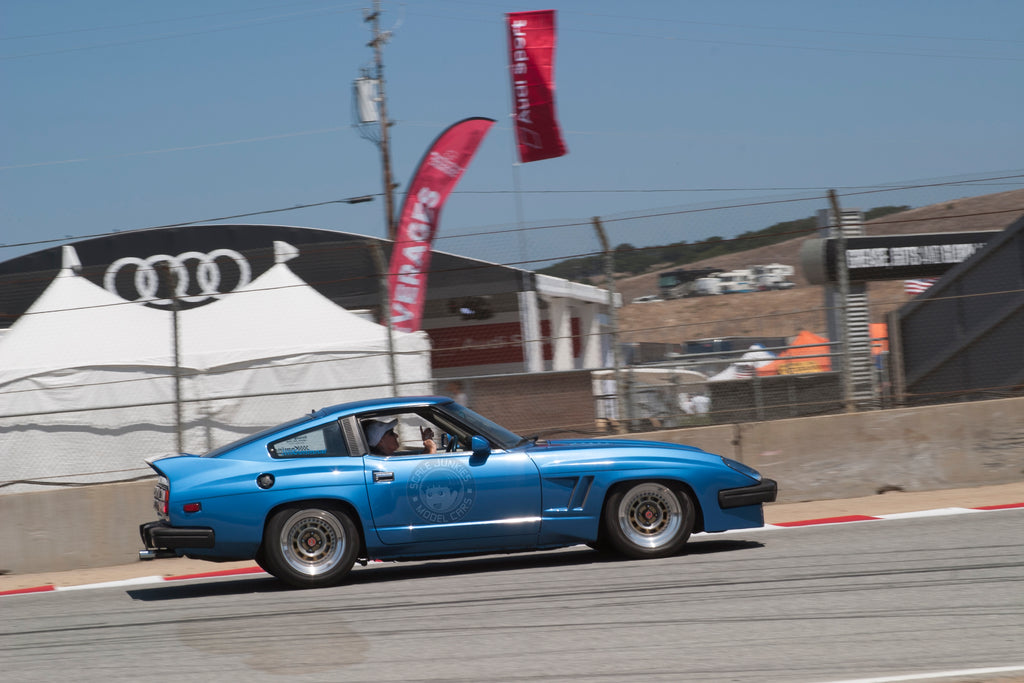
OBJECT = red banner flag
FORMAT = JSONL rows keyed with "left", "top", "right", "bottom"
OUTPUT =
{"left": 507, "top": 10, "right": 567, "bottom": 163}
{"left": 387, "top": 117, "right": 495, "bottom": 333}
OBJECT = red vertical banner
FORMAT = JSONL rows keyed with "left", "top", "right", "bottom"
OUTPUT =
{"left": 507, "top": 10, "right": 567, "bottom": 163}
{"left": 388, "top": 117, "right": 495, "bottom": 333}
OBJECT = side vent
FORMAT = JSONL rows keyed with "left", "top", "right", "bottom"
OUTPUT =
{"left": 340, "top": 418, "right": 362, "bottom": 455}
{"left": 568, "top": 476, "right": 594, "bottom": 510}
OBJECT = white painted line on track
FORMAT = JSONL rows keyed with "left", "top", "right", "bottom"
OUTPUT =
{"left": 55, "top": 575, "right": 166, "bottom": 591}
{"left": 3, "top": 503, "right": 1021, "bottom": 598}
{"left": 812, "top": 663, "right": 1024, "bottom": 683}
{"left": 875, "top": 507, "right": 981, "bottom": 519}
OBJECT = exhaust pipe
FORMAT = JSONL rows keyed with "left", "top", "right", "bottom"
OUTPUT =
{"left": 139, "top": 549, "right": 177, "bottom": 561}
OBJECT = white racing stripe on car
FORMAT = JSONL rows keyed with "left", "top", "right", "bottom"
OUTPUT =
{"left": 810, "top": 663, "right": 1024, "bottom": 683}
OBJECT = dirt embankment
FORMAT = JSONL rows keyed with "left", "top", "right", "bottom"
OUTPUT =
{"left": 613, "top": 188, "right": 1024, "bottom": 345}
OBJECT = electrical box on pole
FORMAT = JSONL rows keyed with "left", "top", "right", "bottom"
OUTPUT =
{"left": 352, "top": 0, "right": 398, "bottom": 241}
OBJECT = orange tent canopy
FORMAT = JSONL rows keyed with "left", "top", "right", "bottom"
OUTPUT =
{"left": 757, "top": 330, "right": 832, "bottom": 376}
{"left": 870, "top": 322, "right": 889, "bottom": 355}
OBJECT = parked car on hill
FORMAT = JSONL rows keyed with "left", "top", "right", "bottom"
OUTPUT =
{"left": 139, "top": 396, "right": 777, "bottom": 588}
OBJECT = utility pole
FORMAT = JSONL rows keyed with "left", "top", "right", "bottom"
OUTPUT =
{"left": 363, "top": 1, "right": 398, "bottom": 241}
{"left": 368, "top": 241, "right": 399, "bottom": 396}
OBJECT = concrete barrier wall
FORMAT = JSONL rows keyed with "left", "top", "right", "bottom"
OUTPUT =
{"left": 1, "top": 480, "right": 155, "bottom": 576}
{"left": 645, "top": 396, "right": 1024, "bottom": 502}
{"left": 2, "top": 396, "right": 1022, "bottom": 575}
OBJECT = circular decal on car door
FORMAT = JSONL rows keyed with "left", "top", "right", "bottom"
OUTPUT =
{"left": 407, "top": 458, "right": 476, "bottom": 524}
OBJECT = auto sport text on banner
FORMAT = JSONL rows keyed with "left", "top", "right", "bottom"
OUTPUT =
{"left": 507, "top": 9, "right": 567, "bottom": 163}
{"left": 387, "top": 117, "right": 495, "bottom": 333}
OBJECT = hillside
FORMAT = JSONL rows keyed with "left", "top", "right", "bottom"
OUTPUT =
{"left": 616, "top": 188, "right": 1024, "bottom": 345}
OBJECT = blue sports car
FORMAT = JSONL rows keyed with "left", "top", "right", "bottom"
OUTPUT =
{"left": 139, "top": 396, "right": 777, "bottom": 588}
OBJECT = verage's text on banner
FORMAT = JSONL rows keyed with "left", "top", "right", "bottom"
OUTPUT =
{"left": 387, "top": 117, "right": 495, "bottom": 333}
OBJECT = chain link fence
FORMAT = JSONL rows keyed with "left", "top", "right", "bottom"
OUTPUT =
{"left": 4, "top": 283, "right": 1020, "bottom": 494}
{"left": 2, "top": 185, "right": 1021, "bottom": 493}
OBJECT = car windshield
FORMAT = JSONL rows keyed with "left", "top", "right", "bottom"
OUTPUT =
{"left": 442, "top": 402, "right": 522, "bottom": 450}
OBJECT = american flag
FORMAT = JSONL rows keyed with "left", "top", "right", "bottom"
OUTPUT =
{"left": 904, "top": 278, "right": 938, "bottom": 295}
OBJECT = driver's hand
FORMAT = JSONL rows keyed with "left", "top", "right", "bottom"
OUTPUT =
{"left": 420, "top": 426, "right": 437, "bottom": 454}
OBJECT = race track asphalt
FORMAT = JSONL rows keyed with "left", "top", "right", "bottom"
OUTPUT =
{"left": 2, "top": 480, "right": 1023, "bottom": 594}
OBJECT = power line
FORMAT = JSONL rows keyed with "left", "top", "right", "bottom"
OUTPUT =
{"left": 1, "top": 4, "right": 357, "bottom": 61}
{"left": 405, "top": 4, "right": 1024, "bottom": 63}
{"left": 0, "top": 126, "right": 355, "bottom": 171}
{"left": 574, "top": 27, "right": 1024, "bottom": 63}
{"left": 573, "top": 10, "right": 1024, "bottom": 46}
{"left": 1, "top": 1, "right": 346, "bottom": 41}
{"left": 432, "top": 1, "right": 1024, "bottom": 46}
{"left": 0, "top": 195, "right": 376, "bottom": 251}
{"left": 8, "top": 2, "right": 1020, "bottom": 64}
{"left": 3, "top": 173, "right": 1022, "bottom": 255}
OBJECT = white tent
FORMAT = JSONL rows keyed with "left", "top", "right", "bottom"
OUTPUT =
{"left": 0, "top": 246, "right": 175, "bottom": 381}
{"left": 0, "top": 243, "right": 432, "bottom": 493}
{"left": 708, "top": 345, "right": 777, "bottom": 382}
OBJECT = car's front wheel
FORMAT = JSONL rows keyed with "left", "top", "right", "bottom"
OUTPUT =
{"left": 261, "top": 506, "right": 359, "bottom": 588}
{"left": 603, "top": 481, "right": 693, "bottom": 559}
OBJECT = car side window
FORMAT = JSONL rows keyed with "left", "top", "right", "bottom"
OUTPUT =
{"left": 269, "top": 420, "right": 349, "bottom": 459}
{"left": 361, "top": 410, "right": 469, "bottom": 456}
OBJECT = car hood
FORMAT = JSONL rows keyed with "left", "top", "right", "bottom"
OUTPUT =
{"left": 530, "top": 437, "right": 722, "bottom": 464}
{"left": 536, "top": 437, "right": 716, "bottom": 456}
{"left": 525, "top": 437, "right": 761, "bottom": 483}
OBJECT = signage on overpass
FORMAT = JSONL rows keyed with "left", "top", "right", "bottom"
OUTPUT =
{"left": 800, "top": 231, "right": 1000, "bottom": 284}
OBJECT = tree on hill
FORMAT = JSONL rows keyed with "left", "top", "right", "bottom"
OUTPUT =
{"left": 538, "top": 205, "right": 910, "bottom": 281}
{"left": 864, "top": 205, "right": 910, "bottom": 221}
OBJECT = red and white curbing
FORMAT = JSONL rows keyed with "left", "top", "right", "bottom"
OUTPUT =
{"left": 764, "top": 501, "right": 1024, "bottom": 527}
{"left": 1, "top": 565, "right": 268, "bottom": 597}
{"left": 3, "top": 502, "right": 1022, "bottom": 598}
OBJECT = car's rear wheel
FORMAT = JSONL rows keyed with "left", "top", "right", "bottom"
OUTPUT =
{"left": 261, "top": 506, "right": 359, "bottom": 588}
{"left": 603, "top": 481, "right": 693, "bottom": 559}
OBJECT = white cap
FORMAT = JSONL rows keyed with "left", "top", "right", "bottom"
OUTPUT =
{"left": 365, "top": 419, "right": 398, "bottom": 447}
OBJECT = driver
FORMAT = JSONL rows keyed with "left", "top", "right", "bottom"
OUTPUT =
{"left": 365, "top": 419, "right": 437, "bottom": 455}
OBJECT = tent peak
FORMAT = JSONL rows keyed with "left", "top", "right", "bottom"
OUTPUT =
{"left": 61, "top": 245, "right": 82, "bottom": 273}
{"left": 274, "top": 241, "right": 299, "bottom": 264}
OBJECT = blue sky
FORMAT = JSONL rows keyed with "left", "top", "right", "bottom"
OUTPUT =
{"left": 4, "top": 0, "right": 1023, "bottom": 267}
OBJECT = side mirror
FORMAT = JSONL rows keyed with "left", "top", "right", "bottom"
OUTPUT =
{"left": 470, "top": 435, "right": 491, "bottom": 457}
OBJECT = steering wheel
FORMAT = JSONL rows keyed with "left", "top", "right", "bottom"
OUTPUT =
{"left": 444, "top": 434, "right": 459, "bottom": 452}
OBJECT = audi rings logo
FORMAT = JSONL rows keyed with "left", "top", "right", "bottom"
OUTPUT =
{"left": 103, "top": 249, "right": 251, "bottom": 308}
{"left": 407, "top": 458, "right": 476, "bottom": 524}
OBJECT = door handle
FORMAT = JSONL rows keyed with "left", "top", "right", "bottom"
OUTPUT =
{"left": 373, "top": 471, "right": 395, "bottom": 483}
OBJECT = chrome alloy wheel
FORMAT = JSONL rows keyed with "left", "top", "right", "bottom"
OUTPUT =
{"left": 278, "top": 509, "right": 350, "bottom": 577}
{"left": 615, "top": 482, "right": 683, "bottom": 549}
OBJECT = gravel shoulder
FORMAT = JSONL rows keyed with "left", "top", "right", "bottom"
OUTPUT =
{"left": 3, "top": 481, "right": 1023, "bottom": 593}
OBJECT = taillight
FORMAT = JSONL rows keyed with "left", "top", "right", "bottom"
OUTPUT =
{"left": 154, "top": 477, "right": 170, "bottom": 519}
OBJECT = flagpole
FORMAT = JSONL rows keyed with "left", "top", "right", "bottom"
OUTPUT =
{"left": 504, "top": 16, "right": 528, "bottom": 264}
{"left": 510, "top": 151, "right": 527, "bottom": 264}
